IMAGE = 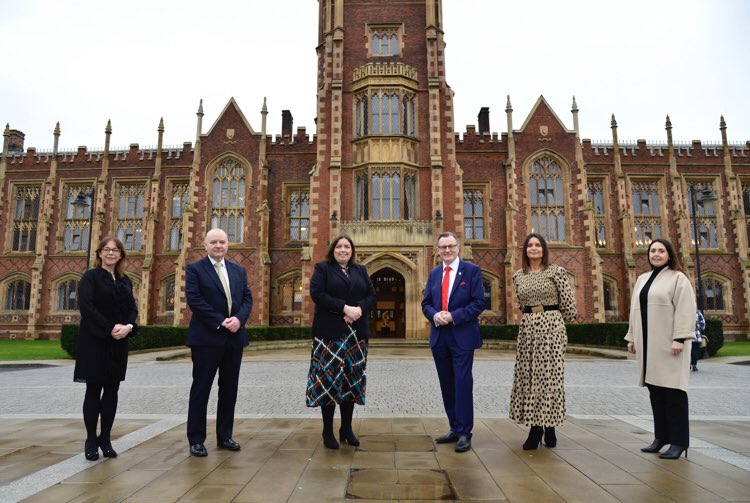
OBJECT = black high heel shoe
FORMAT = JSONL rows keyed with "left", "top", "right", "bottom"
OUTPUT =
{"left": 98, "top": 436, "right": 118, "bottom": 458}
{"left": 523, "top": 426, "right": 544, "bottom": 450}
{"left": 84, "top": 438, "right": 99, "bottom": 461}
{"left": 339, "top": 427, "right": 360, "bottom": 447}
{"left": 640, "top": 439, "right": 666, "bottom": 453}
{"left": 544, "top": 427, "right": 557, "bottom": 448}
{"left": 659, "top": 445, "right": 688, "bottom": 459}
{"left": 322, "top": 431, "right": 340, "bottom": 449}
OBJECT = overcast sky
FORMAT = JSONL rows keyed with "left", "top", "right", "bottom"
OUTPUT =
{"left": 1, "top": 0, "right": 748, "bottom": 151}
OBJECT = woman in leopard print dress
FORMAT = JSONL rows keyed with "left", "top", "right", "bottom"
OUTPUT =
{"left": 509, "top": 233, "right": 577, "bottom": 450}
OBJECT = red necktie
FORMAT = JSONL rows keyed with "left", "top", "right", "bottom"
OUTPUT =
{"left": 441, "top": 265, "right": 451, "bottom": 311}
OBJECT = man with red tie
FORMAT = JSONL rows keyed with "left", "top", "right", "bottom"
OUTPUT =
{"left": 421, "top": 232, "right": 485, "bottom": 452}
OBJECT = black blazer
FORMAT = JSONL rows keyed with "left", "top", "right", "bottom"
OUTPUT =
{"left": 310, "top": 261, "right": 376, "bottom": 341}
{"left": 74, "top": 267, "right": 138, "bottom": 383}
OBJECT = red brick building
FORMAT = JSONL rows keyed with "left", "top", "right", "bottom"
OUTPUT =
{"left": 2, "top": 0, "right": 749, "bottom": 339}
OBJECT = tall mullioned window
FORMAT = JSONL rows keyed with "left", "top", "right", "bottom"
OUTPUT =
{"left": 289, "top": 190, "right": 310, "bottom": 241}
{"left": 463, "top": 189, "right": 485, "bottom": 240}
{"left": 701, "top": 276, "right": 727, "bottom": 312}
{"left": 4, "top": 279, "right": 31, "bottom": 311}
{"left": 631, "top": 180, "right": 662, "bottom": 248}
{"left": 116, "top": 184, "right": 146, "bottom": 250}
{"left": 57, "top": 279, "right": 78, "bottom": 311}
{"left": 11, "top": 186, "right": 40, "bottom": 252}
{"left": 587, "top": 180, "right": 607, "bottom": 248}
{"left": 529, "top": 157, "right": 566, "bottom": 242}
{"left": 62, "top": 185, "right": 93, "bottom": 252}
{"left": 211, "top": 159, "right": 246, "bottom": 243}
{"left": 355, "top": 167, "right": 417, "bottom": 221}
{"left": 687, "top": 181, "right": 718, "bottom": 249}
{"left": 169, "top": 181, "right": 190, "bottom": 250}
{"left": 354, "top": 90, "right": 416, "bottom": 138}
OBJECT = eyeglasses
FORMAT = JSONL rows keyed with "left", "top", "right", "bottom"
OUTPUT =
{"left": 101, "top": 247, "right": 121, "bottom": 254}
{"left": 436, "top": 244, "right": 458, "bottom": 251}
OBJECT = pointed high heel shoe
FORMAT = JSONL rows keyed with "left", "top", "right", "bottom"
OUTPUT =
{"left": 523, "top": 426, "right": 544, "bottom": 450}
{"left": 544, "top": 427, "right": 557, "bottom": 448}
{"left": 640, "top": 439, "right": 667, "bottom": 453}
{"left": 84, "top": 438, "right": 99, "bottom": 461}
{"left": 339, "top": 427, "right": 360, "bottom": 447}
{"left": 98, "top": 436, "right": 118, "bottom": 458}
{"left": 659, "top": 445, "right": 688, "bottom": 459}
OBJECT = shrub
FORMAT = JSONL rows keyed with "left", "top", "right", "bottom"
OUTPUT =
{"left": 60, "top": 324, "right": 311, "bottom": 357}
{"left": 704, "top": 318, "right": 723, "bottom": 357}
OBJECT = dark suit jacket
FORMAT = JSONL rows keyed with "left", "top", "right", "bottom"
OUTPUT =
{"left": 74, "top": 267, "right": 138, "bottom": 383}
{"left": 185, "top": 256, "right": 253, "bottom": 348}
{"left": 310, "top": 261, "right": 376, "bottom": 341}
{"left": 421, "top": 259, "right": 484, "bottom": 350}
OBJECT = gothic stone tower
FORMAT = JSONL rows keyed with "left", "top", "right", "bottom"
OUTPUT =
{"left": 307, "top": 0, "right": 458, "bottom": 338}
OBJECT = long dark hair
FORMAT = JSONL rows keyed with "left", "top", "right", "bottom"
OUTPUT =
{"left": 325, "top": 234, "right": 357, "bottom": 266}
{"left": 648, "top": 238, "right": 682, "bottom": 271}
{"left": 94, "top": 236, "right": 127, "bottom": 277}
{"left": 521, "top": 232, "right": 549, "bottom": 272}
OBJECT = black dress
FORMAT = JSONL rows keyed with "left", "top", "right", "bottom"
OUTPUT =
{"left": 74, "top": 268, "right": 138, "bottom": 384}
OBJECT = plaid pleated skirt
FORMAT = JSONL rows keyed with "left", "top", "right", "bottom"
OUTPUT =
{"left": 306, "top": 326, "right": 368, "bottom": 407}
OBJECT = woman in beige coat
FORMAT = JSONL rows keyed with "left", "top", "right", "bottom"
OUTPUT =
{"left": 625, "top": 239, "right": 696, "bottom": 460}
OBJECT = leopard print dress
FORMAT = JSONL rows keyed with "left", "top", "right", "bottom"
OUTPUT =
{"left": 509, "top": 264, "right": 577, "bottom": 427}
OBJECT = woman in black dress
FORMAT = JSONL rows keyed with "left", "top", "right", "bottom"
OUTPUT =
{"left": 75, "top": 237, "right": 138, "bottom": 460}
{"left": 306, "top": 234, "right": 376, "bottom": 449}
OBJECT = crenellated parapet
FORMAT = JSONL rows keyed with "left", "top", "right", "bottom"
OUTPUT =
{"left": 583, "top": 139, "right": 749, "bottom": 159}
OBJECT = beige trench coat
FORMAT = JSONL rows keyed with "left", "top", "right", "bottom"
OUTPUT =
{"left": 624, "top": 267, "right": 696, "bottom": 391}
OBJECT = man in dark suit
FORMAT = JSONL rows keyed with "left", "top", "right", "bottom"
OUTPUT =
{"left": 185, "top": 228, "right": 253, "bottom": 457}
{"left": 421, "top": 231, "right": 484, "bottom": 452}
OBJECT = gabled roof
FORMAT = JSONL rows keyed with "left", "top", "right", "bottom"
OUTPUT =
{"left": 517, "top": 95, "right": 573, "bottom": 134}
{"left": 204, "top": 97, "right": 257, "bottom": 137}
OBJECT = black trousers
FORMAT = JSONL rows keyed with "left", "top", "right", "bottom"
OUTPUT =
{"left": 646, "top": 383, "right": 689, "bottom": 446}
{"left": 187, "top": 342, "right": 243, "bottom": 445}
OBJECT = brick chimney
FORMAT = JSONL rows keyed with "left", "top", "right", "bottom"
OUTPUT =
{"left": 7, "top": 129, "right": 25, "bottom": 152}
{"left": 477, "top": 107, "right": 490, "bottom": 135}
{"left": 281, "top": 110, "right": 293, "bottom": 138}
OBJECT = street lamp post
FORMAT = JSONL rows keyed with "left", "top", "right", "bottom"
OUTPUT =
{"left": 72, "top": 187, "right": 96, "bottom": 270}
{"left": 688, "top": 184, "right": 717, "bottom": 313}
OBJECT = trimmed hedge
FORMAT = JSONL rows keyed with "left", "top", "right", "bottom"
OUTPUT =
{"left": 480, "top": 319, "right": 724, "bottom": 355}
{"left": 61, "top": 319, "right": 723, "bottom": 357}
{"left": 60, "top": 324, "right": 311, "bottom": 358}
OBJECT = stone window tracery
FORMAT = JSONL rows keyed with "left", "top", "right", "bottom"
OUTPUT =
{"left": 687, "top": 180, "right": 718, "bottom": 249}
{"left": 587, "top": 180, "right": 607, "bottom": 248}
{"left": 355, "top": 167, "right": 417, "bottom": 221}
{"left": 529, "top": 157, "right": 566, "bottom": 242}
{"left": 4, "top": 278, "right": 31, "bottom": 311}
{"left": 463, "top": 188, "right": 485, "bottom": 240}
{"left": 211, "top": 159, "right": 246, "bottom": 243}
{"left": 354, "top": 89, "right": 416, "bottom": 138}
{"left": 169, "top": 181, "right": 189, "bottom": 251}
{"left": 631, "top": 180, "right": 662, "bottom": 249}
{"left": 11, "top": 185, "right": 40, "bottom": 253}
{"left": 115, "top": 183, "right": 146, "bottom": 250}
{"left": 62, "top": 184, "right": 94, "bottom": 252}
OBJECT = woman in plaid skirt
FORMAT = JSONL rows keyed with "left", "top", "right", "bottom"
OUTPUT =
{"left": 306, "top": 234, "right": 376, "bottom": 449}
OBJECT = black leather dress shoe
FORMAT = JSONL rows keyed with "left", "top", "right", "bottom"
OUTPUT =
{"left": 455, "top": 435, "right": 471, "bottom": 453}
{"left": 190, "top": 443, "right": 208, "bottom": 457}
{"left": 435, "top": 431, "right": 460, "bottom": 444}
{"left": 217, "top": 438, "right": 241, "bottom": 451}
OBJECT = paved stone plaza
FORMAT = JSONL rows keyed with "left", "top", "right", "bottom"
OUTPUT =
{"left": 1, "top": 347, "right": 749, "bottom": 502}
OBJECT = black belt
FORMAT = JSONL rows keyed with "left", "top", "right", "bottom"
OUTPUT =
{"left": 522, "top": 304, "right": 559, "bottom": 314}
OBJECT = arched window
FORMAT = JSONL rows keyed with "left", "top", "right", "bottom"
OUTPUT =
{"left": 355, "top": 167, "right": 417, "bottom": 221}
{"left": 687, "top": 180, "right": 718, "bottom": 249}
{"left": 602, "top": 276, "right": 618, "bottom": 314}
{"left": 631, "top": 180, "right": 662, "bottom": 249}
{"left": 169, "top": 181, "right": 189, "bottom": 251}
{"left": 211, "top": 158, "right": 246, "bottom": 243}
{"left": 11, "top": 186, "right": 40, "bottom": 252}
{"left": 700, "top": 274, "right": 729, "bottom": 313}
{"left": 161, "top": 276, "right": 175, "bottom": 313}
{"left": 354, "top": 89, "right": 416, "bottom": 138}
{"left": 4, "top": 278, "right": 31, "bottom": 311}
{"left": 480, "top": 272, "right": 500, "bottom": 313}
{"left": 57, "top": 279, "right": 79, "bottom": 311}
{"left": 115, "top": 183, "right": 146, "bottom": 250}
{"left": 529, "top": 156, "right": 566, "bottom": 242}
{"left": 482, "top": 278, "right": 493, "bottom": 312}
{"left": 62, "top": 184, "right": 94, "bottom": 252}
{"left": 275, "top": 271, "right": 303, "bottom": 313}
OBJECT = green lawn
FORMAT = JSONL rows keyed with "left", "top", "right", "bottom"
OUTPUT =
{"left": 715, "top": 341, "right": 750, "bottom": 358}
{"left": 0, "top": 339, "right": 70, "bottom": 361}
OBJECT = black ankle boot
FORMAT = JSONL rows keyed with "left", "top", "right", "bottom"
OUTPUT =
{"left": 321, "top": 404, "right": 339, "bottom": 449}
{"left": 659, "top": 445, "right": 688, "bottom": 459}
{"left": 98, "top": 436, "right": 117, "bottom": 458}
{"left": 523, "top": 426, "right": 543, "bottom": 450}
{"left": 338, "top": 401, "right": 360, "bottom": 446}
{"left": 640, "top": 439, "right": 666, "bottom": 453}
{"left": 84, "top": 438, "right": 99, "bottom": 461}
{"left": 544, "top": 427, "right": 557, "bottom": 448}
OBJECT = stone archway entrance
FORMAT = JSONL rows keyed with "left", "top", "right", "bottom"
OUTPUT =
{"left": 369, "top": 268, "right": 406, "bottom": 338}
